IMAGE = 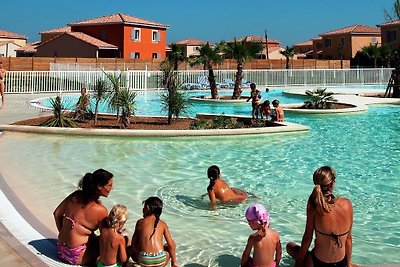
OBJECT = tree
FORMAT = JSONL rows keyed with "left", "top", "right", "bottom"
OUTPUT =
{"left": 361, "top": 44, "right": 380, "bottom": 68}
{"left": 117, "top": 88, "right": 136, "bottom": 129}
{"left": 280, "top": 46, "right": 296, "bottom": 69}
{"left": 223, "top": 38, "right": 263, "bottom": 99}
{"left": 167, "top": 43, "right": 187, "bottom": 71}
{"left": 303, "top": 88, "right": 337, "bottom": 109}
{"left": 190, "top": 42, "right": 224, "bottom": 99}
{"left": 159, "top": 60, "right": 190, "bottom": 124}
{"left": 104, "top": 71, "right": 125, "bottom": 120}
{"left": 92, "top": 79, "right": 108, "bottom": 125}
{"left": 378, "top": 44, "right": 394, "bottom": 67}
{"left": 384, "top": 0, "right": 400, "bottom": 21}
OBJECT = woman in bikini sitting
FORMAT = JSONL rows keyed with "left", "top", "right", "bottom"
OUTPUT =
{"left": 207, "top": 165, "right": 248, "bottom": 207}
{"left": 53, "top": 169, "right": 114, "bottom": 265}
{"left": 286, "top": 166, "right": 354, "bottom": 267}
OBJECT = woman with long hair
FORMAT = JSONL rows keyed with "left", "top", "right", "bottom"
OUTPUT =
{"left": 286, "top": 166, "right": 353, "bottom": 267}
{"left": 53, "top": 169, "right": 114, "bottom": 265}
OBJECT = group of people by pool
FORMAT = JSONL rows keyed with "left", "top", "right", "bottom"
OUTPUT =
{"left": 54, "top": 165, "right": 353, "bottom": 267}
{"left": 247, "top": 83, "right": 285, "bottom": 122}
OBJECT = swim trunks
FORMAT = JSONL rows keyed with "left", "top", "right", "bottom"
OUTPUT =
{"left": 138, "top": 251, "right": 167, "bottom": 267}
{"left": 57, "top": 241, "right": 86, "bottom": 265}
{"left": 97, "top": 261, "right": 123, "bottom": 267}
{"left": 243, "top": 257, "right": 276, "bottom": 267}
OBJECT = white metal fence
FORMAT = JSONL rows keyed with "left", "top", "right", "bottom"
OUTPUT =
{"left": 4, "top": 68, "right": 392, "bottom": 94}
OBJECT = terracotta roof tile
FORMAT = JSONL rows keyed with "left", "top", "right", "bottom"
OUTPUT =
{"left": 320, "top": 25, "right": 380, "bottom": 36}
{"left": 37, "top": 32, "right": 117, "bottom": 49}
{"left": 378, "top": 19, "right": 400, "bottom": 27}
{"left": 174, "top": 38, "right": 208, "bottom": 46}
{"left": 0, "top": 29, "right": 27, "bottom": 39}
{"left": 15, "top": 41, "right": 40, "bottom": 52}
{"left": 0, "top": 40, "right": 20, "bottom": 46}
{"left": 293, "top": 40, "right": 313, "bottom": 46}
{"left": 228, "top": 35, "right": 280, "bottom": 44}
{"left": 40, "top": 26, "right": 71, "bottom": 34}
{"left": 69, "top": 13, "right": 169, "bottom": 29}
{"left": 311, "top": 36, "right": 322, "bottom": 40}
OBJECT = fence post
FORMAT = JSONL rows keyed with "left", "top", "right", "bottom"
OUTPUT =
{"left": 144, "top": 64, "right": 148, "bottom": 91}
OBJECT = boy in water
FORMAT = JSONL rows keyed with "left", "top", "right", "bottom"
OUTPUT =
{"left": 271, "top": 99, "right": 284, "bottom": 122}
{"left": 207, "top": 165, "right": 248, "bottom": 206}
{"left": 130, "top": 196, "right": 179, "bottom": 267}
{"left": 98, "top": 204, "right": 129, "bottom": 267}
{"left": 241, "top": 204, "right": 282, "bottom": 267}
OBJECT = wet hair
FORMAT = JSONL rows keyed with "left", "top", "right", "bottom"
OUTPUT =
{"left": 263, "top": 100, "right": 270, "bottom": 106}
{"left": 250, "top": 83, "right": 256, "bottom": 89}
{"left": 143, "top": 196, "right": 163, "bottom": 239}
{"left": 207, "top": 165, "right": 220, "bottom": 192}
{"left": 272, "top": 99, "right": 279, "bottom": 106}
{"left": 78, "top": 168, "right": 113, "bottom": 204}
{"left": 308, "top": 166, "right": 336, "bottom": 213}
{"left": 103, "top": 204, "right": 128, "bottom": 230}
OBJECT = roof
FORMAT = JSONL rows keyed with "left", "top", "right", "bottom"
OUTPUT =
{"left": 37, "top": 32, "right": 118, "bottom": 49}
{"left": 378, "top": 19, "right": 400, "bottom": 27}
{"left": 69, "top": 13, "right": 169, "bottom": 29}
{"left": 174, "top": 38, "right": 208, "bottom": 46}
{"left": 228, "top": 35, "right": 280, "bottom": 44}
{"left": 40, "top": 26, "right": 71, "bottom": 34}
{"left": 320, "top": 25, "right": 380, "bottom": 36}
{"left": 268, "top": 46, "right": 284, "bottom": 53}
{"left": 0, "top": 29, "right": 27, "bottom": 39}
{"left": 293, "top": 40, "right": 313, "bottom": 47}
{"left": 15, "top": 41, "right": 40, "bottom": 52}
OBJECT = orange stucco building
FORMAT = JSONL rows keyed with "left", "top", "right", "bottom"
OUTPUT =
{"left": 379, "top": 20, "right": 400, "bottom": 49}
{"left": 32, "top": 13, "right": 169, "bottom": 59}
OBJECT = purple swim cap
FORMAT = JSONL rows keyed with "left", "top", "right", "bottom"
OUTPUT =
{"left": 245, "top": 203, "right": 269, "bottom": 225}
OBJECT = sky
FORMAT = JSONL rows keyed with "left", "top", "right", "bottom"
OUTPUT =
{"left": 1, "top": 0, "right": 396, "bottom": 47}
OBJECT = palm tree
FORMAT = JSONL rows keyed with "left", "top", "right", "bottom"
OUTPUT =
{"left": 41, "top": 96, "right": 77, "bottom": 127}
{"left": 378, "top": 44, "right": 394, "bottom": 67}
{"left": 190, "top": 42, "right": 224, "bottom": 99}
{"left": 167, "top": 43, "right": 187, "bottom": 70}
{"left": 159, "top": 60, "right": 190, "bottom": 124}
{"left": 303, "top": 88, "right": 337, "bottom": 109}
{"left": 384, "top": 0, "right": 400, "bottom": 21}
{"left": 280, "top": 46, "right": 296, "bottom": 69}
{"left": 223, "top": 38, "right": 263, "bottom": 99}
{"left": 361, "top": 44, "right": 380, "bottom": 68}
{"left": 117, "top": 88, "right": 136, "bottom": 129}
{"left": 92, "top": 79, "right": 109, "bottom": 125}
{"left": 104, "top": 71, "right": 125, "bottom": 120}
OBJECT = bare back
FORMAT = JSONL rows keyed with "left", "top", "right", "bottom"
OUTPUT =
{"left": 134, "top": 216, "right": 168, "bottom": 253}
{"left": 313, "top": 197, "right": 353, "bottom": 262}
{"left": 99, "top": 228, "right": 127, "bottom": 265}
{"left": 209, "top": 179, "right": 247, "bottom": 204}
{"left": 253, "top": 228, "right": 280, "bottom": 267}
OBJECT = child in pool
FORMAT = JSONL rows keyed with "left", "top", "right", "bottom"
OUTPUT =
{"left": 271, "top": 99, "right": 284, "bottom": 122}
{"left": 241, "top": 204, "right": 282, "bottom": 267}
{"left": 259, "top": 100, "right": 272, "bottom": 120}
{"left": 98, "top": 204, "right": 129, "bottom": 267}
{"left": 247, "top": 83, "right": 262, "bottom": 119}
{"left": 207, "top": 165, "right": 248, "bottom": 206}
{"left": 130, "top": 196, "right": 179, "bottom": 267}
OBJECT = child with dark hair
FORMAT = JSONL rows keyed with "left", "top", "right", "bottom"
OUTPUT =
{"left": 98, "top": 204, "right": 129, "bottom": 267}
{"left": 271, "top": 99, "right": 284, "bottom": 122}
{"left": 130, "top": 196, "right": 179, "bottom": 267}
{"left": 259, "top": 100, "right": 272, "bottom": 120}
{"left": 207, "top": 165, "right": 248, "bottom": 206}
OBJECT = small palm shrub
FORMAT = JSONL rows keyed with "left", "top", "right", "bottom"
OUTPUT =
{"left": 190, "top": 115, "right": 244, "bottom": 130}
{"left": 118, "top": 88, "right": 136, "bottom": 129}
{"left": 41, "top": 96, "right": 77, "bottom": 127}
{"left": 93, "top": 79, "right": 109, "bottom": 124}
{"left": 303, "top": 88, "right": 337, "bottom": 109}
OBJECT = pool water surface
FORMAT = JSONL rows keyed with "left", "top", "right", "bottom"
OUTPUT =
{"left": 0, "top": 90, "right": 399, "bottom": 266}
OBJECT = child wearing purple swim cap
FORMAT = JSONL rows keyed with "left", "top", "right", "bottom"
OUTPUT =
{"left": 241, "top": 203, "right": 282, "bottom": 267}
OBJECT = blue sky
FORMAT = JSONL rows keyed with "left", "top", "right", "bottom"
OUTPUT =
{"left": 1, "top": 0, "right": 396, "bottom": 47}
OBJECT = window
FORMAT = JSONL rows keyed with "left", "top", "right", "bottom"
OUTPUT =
{"left": 324, "top": 38, "right": 332, "bottom": 47}
{"left": 131, "top": 28, "right": 141, "bottom": 41}
{"left": 339, "top": 37, "right": 345, "bottom": 46}
{"left": 316, "top": 42, "right": 323, "bottom": 49}
{"left": 152, "top": 53, "right": 162, "bottom": 59}
{"left": 387, "top": 30, "right": 397, "bottom": 42}
{"left": 130, "top": 52, "right": 140, "bottom": 59}
{"left": 152, "top": 30, "right": 161, "bottom": 42}
{"left": 371, "top": 37, "right": 377, "bottom": 45}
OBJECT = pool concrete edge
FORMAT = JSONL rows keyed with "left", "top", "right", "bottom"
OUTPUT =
{"left": 0, "top": 121, "right": 309, "bottom": 137}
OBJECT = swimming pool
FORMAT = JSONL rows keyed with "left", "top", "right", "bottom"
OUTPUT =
{"left": 0, "top": 90, "right": 399, "bottom": 266}
{"left": 39, "top": 88, "right": 307, "bottom": 117}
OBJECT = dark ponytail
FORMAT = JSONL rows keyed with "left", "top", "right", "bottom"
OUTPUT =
{"left": 78, "top": 168, "right": 113, "bottom": 203}
{"left": 143, "top": 196, "right": 163, "bottom": 240}
{"left": 207, "top": 165, "right": 220, "bottom": 192}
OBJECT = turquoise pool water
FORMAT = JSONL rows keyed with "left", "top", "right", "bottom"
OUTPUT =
{"left": 40, "top": 89, "right": 306, "bottom": 117}
{"left": 1, "top": 91, "right": 399, "bottom": 266}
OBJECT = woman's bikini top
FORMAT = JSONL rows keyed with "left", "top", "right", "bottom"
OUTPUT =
{"left": 64, "top": 214, "right": 95, "bottom": 232}
{"left": 315, "top": 228, "right": 349, "bottom": 248}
